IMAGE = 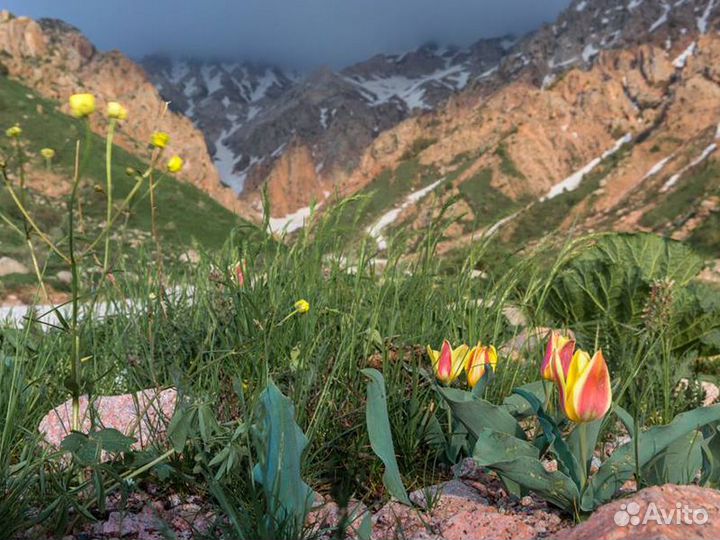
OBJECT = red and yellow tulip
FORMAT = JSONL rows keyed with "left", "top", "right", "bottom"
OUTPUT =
{"left": 542, "top": 330, "right": 575, "bottom": 382}
{"left": 465, "top": 344, "right": 498, "bottom": 388}
{"left": 427, "top": 340, "right": 468, "bottom": 385}
{"left": 553, "top": 349, "right": 612, "bottom": 423}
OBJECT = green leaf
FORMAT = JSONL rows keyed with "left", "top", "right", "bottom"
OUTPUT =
{"left": 94, "top": 428, "right": 135, "bottom": 453}
{"left": 583, "top": 405, "right": 720, "bottom": 511}
{"left": 481, "top": 456, "right": 580, "bottom": 511}
{"left": 502, "top": 381, "right": 546, "bottom": 417}
{"left": 252, "top": 380, "right": 314, "bottom": 531}
{"left": 514, "top": 388, "right": 582, "bottom": 489}
{"left": 567, "top": 420, "right": 603, "bottom": 477}
{"left": 357, "top": 512, "right": 372, "bottom": 540}
{"left": 437, "top": 386, "right": 525, "bottom": 439}
{"left": 361, "top": 368, "right": 412, "bottom": 506}
{"left": 167, "top": 407, "right": 196, "bottom": 454}
{"left": 643, "top": 430, "right": 704, "bottom": 485}
{"left": 472, "top": 428, "right": 539, "bottom": 466}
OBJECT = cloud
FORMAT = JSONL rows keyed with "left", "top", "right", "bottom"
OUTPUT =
{"left": 6, "top": 0, "right": 571, "bottom": 68}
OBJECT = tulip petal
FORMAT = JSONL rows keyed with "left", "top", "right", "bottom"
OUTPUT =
{"left": 436, "top": 340, "right": 454, "bottom": 384}
{"left": 570, "top": 350, "right": 612, "bottom": 423}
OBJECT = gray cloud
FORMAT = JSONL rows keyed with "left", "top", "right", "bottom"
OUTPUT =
{"left": 6, "top": 0, "right": 571, "bottom": 68}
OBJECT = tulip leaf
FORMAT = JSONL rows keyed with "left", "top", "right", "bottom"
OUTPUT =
{"left": 361, "top": 368, "right": 412, "bottom": 506}
{"left": 472, "top": 427, "right": 539, "bottom": 466}
{"left": 502, "top": 381, "right": 546, "bottom": 417}
{"left": 436, "top": 386, "right": 525, "bottom": 440}
{"left": 478, "top": 455, "right": 580, "bottom": 511}
{"left": 643, "top": 430, "right": 704, "bottom": 486}
{"left": 252, "top": 381, "right": 314, "bottom": 532}
{"left": 567, "top": 420, "right": 603, "bottom": 477}
{"left": 514, "top": 388, "right": 582, "bottom": 489}
{"left": 583, "top": 405, "right": 720, "bottom": 511}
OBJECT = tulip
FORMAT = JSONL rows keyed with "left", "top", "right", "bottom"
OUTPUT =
{"left": 5, "top": 124, "right": 21, "bottom": 138}
{"left": 427, "top": 340, "right": 469, "bottom": 385}
{"left": 166, "top": 155, "right": 184, "bottom": 173}
{"left": 294, "top": 299, "right": 310, "bottom": 314}
{"left": 151, "top": 131, "right": 170, "bottom": 149}
{"left": 554, "top": 349, "right": 612, "bottom": 423}
{"left": 69, "top": 93, "right": 96, "bottom": 117}
{"left": 542, "top": 330, "right": 575, "bottom": 382}
{"left": 107, "top": 101, "right": 128, "bottom": 120}
{"left": 465, "top": 343, "right": 498, "bottom": 388}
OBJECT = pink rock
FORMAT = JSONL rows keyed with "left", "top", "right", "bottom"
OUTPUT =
{"left": 38, "top": 388, "right": 177, "bottom": 450}
{"left": 558, "top": 485, "right": 720, "bottom": 540}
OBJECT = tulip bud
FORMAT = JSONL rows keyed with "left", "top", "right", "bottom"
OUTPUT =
{"left": 427, "top": 340, "right": 469, "bottom": 385}
{"left": 151, "top": 131, "right": 170, "bottom": 149}
{"left": 554, "top": 349, "right": 612, "bottom": 423}
{"left": 465, "top": 344, "right": 498, "bottom": 388}
{"left": 69, "top": 93, "right": 96, "bottom": 117}
{"left": 542, "top": 330, "right": 575, "bottom": 382}
{"left": 166, "top": 155, "right": 184, "bottom": 173}
{"left": 107, "top": 101, "right": 128, "bottom": 120}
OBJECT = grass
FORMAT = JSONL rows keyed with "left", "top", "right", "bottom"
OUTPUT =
{"left": 2, "top": 78, "right": 720, "bottom": 538}
{"left": 495, "top": 142, "right": 526, "bottom": 180}
{"left": 457, "top": 167, "right": 523, "bottom": 230}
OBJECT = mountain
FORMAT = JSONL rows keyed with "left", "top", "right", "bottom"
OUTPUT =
{"left": 0, "top": 10, "right": 252, "bottom": 215}
{"left": 142, "top": 0, "right": 720, "bottom": 246}
{"left": 141, "top": 39, "right": 512, "bottom": 219}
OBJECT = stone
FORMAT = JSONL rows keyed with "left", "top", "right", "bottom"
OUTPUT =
{"left": 0, "top": 256, "right": 29, "bottom": 276}
{"left": 373, "top": 479, "right": 566, "bottom": 540}
{"left": 55, "top": 270, "right": 73, "bottom": 285}
{"left": 559, "top": 485, "right": 720, "bottom": 540}
{"left": 38, "top": 388, "right": 177, "bottom": 450}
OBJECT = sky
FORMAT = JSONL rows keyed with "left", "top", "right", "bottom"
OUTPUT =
{"left": 5, "top": 0, "right": 571, "bottom": 69}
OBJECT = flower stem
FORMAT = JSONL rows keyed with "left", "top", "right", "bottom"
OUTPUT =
{"left": 102, "top": 119, "right": 116, "bottom": 275}
{"left": 578, "top": 422, "right": 589, "bottom": 489}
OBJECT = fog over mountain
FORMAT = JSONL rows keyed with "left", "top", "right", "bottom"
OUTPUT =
{"left": 4, "top": 0, "right": 570, "bottom": 68}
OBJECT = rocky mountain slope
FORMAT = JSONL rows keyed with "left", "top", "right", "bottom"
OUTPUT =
{"left": 142, "top": 0, "right": 720, "bottom": 242}
{"left": 0, "top": 10, "right": 253, "bottom": 215}
{"left": 335, "top": 0, "right": 720, "bottom": 255}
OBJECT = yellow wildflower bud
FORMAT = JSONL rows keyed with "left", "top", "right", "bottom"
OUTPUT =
{"left": 5, "top": 125, "right": 21, "bottom": 138}
{"left": 69, "top": 93, "right": 96, "bottom": 117}
{"left": 40, "top": 147, "right": 55, "bottom": 160}
{"left": 166, "top": 155, "right": 184, "bottom": 173}
{"left": 151, "top": 131, "right": 170, "bottom": 149}
{"left": 106, "top": 101, "right": 128, "bottom": 120}
{"left": 294, "top": 299, "right": 310, "bottom": 314}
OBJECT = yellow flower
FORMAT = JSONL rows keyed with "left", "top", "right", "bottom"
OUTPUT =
{"left": 542, "top": 330, "right": 575, "bottom": 382}
{"left": 554, "top": 349, "right": 612, "bottom": 424}
{"left": 464, "top": 343, "right": 498, "bottom": 389}
{"left": 427, "top": 340, "right": 469, "bottom": 385}
{"left": 166, "top": 155, "right": 184, "bottom": 173}
{"left": 106, "top": 101, "right": 128, "bottom": 120}
{"left": 151, "top": 131, "right": 170, "bottom": 148}
{"left": 40, "top": 147, "right": 55, "bottom": 159}
{"left": 5, "top": 125, "right": 21, "bottom": 138}
{"left": 69, "top": 93, "right": 96, "bottom": 117}
{"left": 294, "top": 299, "right": 310, "bottom": 314}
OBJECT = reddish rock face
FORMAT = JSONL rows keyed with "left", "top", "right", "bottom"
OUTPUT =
{"left": 38, "top": 388, "right": 177, "bottom": 450}
{"left": 559, "top": 485, "right": 720, "bottom": 540}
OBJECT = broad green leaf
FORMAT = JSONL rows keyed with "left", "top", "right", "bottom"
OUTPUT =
{"left": 643, "top": 430, "right": 703, "bottom": 485}
{"left": 583, "top": 405, "right": 720, "bottom": 511}
{"left": 94, "top": 428, "right": 135, "bottom": 453}
{"left": 472, "top": 428, "right": 539, "bottom": 466}
{"left": 361, "top": 368, "right": 411, "bottom": 505}
{"left": 502, "top": 381, "right": 546, "bottom": 417}
{"left": 252, "top": 381, "right": 314, "bottom": 530}
{"left": 437, "top": 386, "right": 525, "bottom": 439}
{"left": 167, "top": 406, "right": 196, "bottom": 454}
{"left": 482, "top": 456, "right": 580, "bottom": 511}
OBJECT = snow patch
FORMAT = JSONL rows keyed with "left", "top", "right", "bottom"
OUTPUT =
{"left": 698, "top": 0, "right": 717, "bottom": 33}
{"left": 576, "top": 1, "right": 588, "bottom": 11}
{"left": 649, "top": 2, "right": 671, "bottom": 33}
{"left": 542, "top": 134, "right": 632, "bottom": 201}
{"left": 367, "top": 178, "right": 445, "bottom": 250}
{"left": 268, "top": 206, "right": 314, "bottom": 235}
{"left": 641, "top": 154, "right": 674, "bottom": 180}
{"left": 661, "top": 143, "right": 717, "bottom": 192}
{"left": 673, "top": 41, "right": 697, "bottom": 68}
{"left": 628, "top": 0, "right": 644, "bottom": 9}
{"left": 582, "top": 44, "right": 600, "bottom": 63}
